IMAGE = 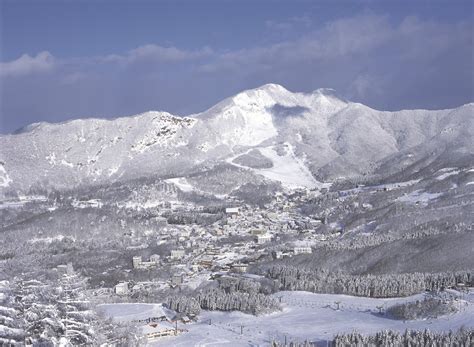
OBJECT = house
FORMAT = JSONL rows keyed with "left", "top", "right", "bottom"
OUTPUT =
{"left": 251, "top": 229, "right": 266, "bottom": 236}
{"left": 171, "top": 249, "right": 185, "bottom": 260}
{"left": 225, "top": 207, "right": 239, "bottom": 217}
{"left": 231, "top": 263, "right": 248, "bottom": 273}
{"left": 133, "top": 256, "right": 143, "bottom": 269}
{"left": 142, "top": 322, "right": 181, "bottom": 340}
{"left": 149, "top": 254, "right": 160, "bottom": 263}
{"left": 115, "top": 282, "right": 129, "bottom": 295}
{"left": 294, "top": 246, "right": 312, "bottom": 255}
{"left": 256, "top": 233, "right": 272, "bottom": 244}
{"left": 133, "top": 255, "right": 159, "bottom": 269}
{"left": 180, "top": 315, "right": 192, "bottom": 324}
{"left": 198, "top": 256, "right": 214, "bottom": 268}
{"left": 205, "top": 247, "right": 220, "bottom": 256}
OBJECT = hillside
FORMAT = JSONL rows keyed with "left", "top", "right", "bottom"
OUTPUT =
{"left": 1, "top": 84, "right": 472, "bottom": 196}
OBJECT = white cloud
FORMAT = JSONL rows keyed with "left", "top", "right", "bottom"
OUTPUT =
{"left": 0, "top": 51, "right": 55, "bottom": 77}
{"left": 101, "top": 44, "right": 213, "bottom": 65}
{"left": 1, "top": 12, "right": 472, "bottom": 133}
{"left": 200, "top": 13, "right": 394, "bottom": 73}
{"left": 265, "top": 15, "right": 312, "bottom": 31}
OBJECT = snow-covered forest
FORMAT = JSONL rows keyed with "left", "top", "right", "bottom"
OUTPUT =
{"left": 263, "top": 266, "right": 473, "bottom": 298}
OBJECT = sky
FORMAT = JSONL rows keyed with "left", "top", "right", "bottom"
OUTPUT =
{"left": 0, "top": 0, "right": 473, "bottom": 133}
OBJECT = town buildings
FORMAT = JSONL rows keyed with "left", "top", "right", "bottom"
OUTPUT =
{"left": 114, "top": 282, "right": 129, "bottom": 295}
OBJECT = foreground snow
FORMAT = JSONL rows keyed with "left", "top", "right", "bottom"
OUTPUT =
{"left": 99, "top": 290, "right": 473, "bottom": 346}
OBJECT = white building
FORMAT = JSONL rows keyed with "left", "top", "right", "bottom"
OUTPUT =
{"left": 225, "top": 207, "right": 239, "bottom": 215}
{"left": 150, "top": 254, "right": 160, "bottom": 263}
{"left": 144, "top": 321, "right": 182, "bottom": 341}
{"left": 115, "top": 282, "right": 129, "bottom": 295}
{"left": 133, "top": 256, "right": 143, "bottom": 269}
{"left": 133, "top": 255, "right": 159, "bottom": 269}
{"left": 171, "top": 249, "right": 185, "bottom": 260}
{"left": 294, "top": 246, "right": 312, "bottom": 255}
{"left": 256, "top": 234, "right": 272, "bottom": 244}
{"left": 231, "top": 263, "right": 248, "bottom": 273}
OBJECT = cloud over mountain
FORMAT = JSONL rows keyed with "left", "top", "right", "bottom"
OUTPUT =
{"left": 1, "top": 13, "right": 472, "bottom": 133}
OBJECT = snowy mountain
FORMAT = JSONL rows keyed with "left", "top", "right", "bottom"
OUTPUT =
{"left": 0, "top": 83, "right": 472, "bottom": 195}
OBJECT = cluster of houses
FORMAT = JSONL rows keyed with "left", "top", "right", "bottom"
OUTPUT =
{"left": 106, "top": 191, "right": 348, "bottom": 342}
{"left": 132, "top": 255, "right": 160, "bottom": 269}
{"left": 111, "top": 202, "right": 333, "bottom": 297}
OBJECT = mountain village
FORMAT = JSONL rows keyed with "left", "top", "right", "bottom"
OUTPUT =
{"left": 108, "top": 191, "right": 333, "bottom": 295}
{"left": 62, "top": 188, "right": 341, "bottom": 342}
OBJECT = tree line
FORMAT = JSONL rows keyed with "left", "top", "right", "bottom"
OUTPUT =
{"left": 332, "top": 328, "right": 473, "bottom": 347}
{"left": 166, "top": 277, "right": 280, "bottom": 316}
{"left": 264, "top": 265, "right": 473, "bottom": 298}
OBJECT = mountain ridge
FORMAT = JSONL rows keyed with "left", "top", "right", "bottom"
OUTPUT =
{"left": 8, "top": 83, "right": 473, "bottom": 137}
{"left": 0, "top": 84, "right": 472, "bottom": 195}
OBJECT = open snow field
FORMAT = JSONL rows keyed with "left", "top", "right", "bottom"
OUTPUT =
{"left": 227, "top": 143, "right": 327, "bottom": 190}
{"left": 97, "top": 303, "right": 175, "bottom": 322}
{"left": 99, "top": 290, "right": 474, "bottom": 346}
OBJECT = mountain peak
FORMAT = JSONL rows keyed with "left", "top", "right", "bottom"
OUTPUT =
{"left": 253, "top": 83, "right": 288, "bottom": 92}
{"left": 1, "top": 83, "right": 471, "bottom": 194}
{"left": 232, "top": 83, "right": 292, "bottom": 101}
{"left": 311, "top": 88, "right": 346, "bottom": 101}
{"left": 313, "top": 87, "right": 336, "bottom": 95}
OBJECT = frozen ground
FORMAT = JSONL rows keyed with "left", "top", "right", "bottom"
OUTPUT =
{"left": 99, "top": 290, "right": 473, "bottom": 346}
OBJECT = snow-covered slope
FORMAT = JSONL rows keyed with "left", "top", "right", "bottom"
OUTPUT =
{"left": 0, "top": 84, "right": 472, "bottom": 194}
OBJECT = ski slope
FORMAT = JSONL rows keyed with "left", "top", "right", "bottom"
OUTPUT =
{"left": 99, "top": 290, "right": 474, "bottom": 346}
{"left": 228, "top": 143, "right": 325, "bottom": 190}
{"left": 161, "top": 291, "right": 473, "bottom": 346}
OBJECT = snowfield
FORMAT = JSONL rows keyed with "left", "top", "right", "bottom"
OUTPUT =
{"left": 97, "top": 303, "right": 175, "bottom": 322}
{"left": 436, "top": 168, "right": 461, "bottom": 181}
{"left": 227, "top": 143, "right": 327, "bottom": 190}
{"left": 99, "top": 290, "right": 474, "bottom": 346}
{"left": 165, "top": 177, "right": 194, "bottom": 193}
{"left": 397, "top": 190, "right": 443, "bottom": 205}
{"left": 0, "top": 165, "right": 12, "bottom": 187}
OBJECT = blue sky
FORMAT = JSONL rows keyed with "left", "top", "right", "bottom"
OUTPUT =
{"left": 0, "top": 0, "right": 473, "bottom": 133}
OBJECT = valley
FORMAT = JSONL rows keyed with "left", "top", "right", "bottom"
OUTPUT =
{"left": 0, "top": 84, "right": 473, "bottom": 346}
